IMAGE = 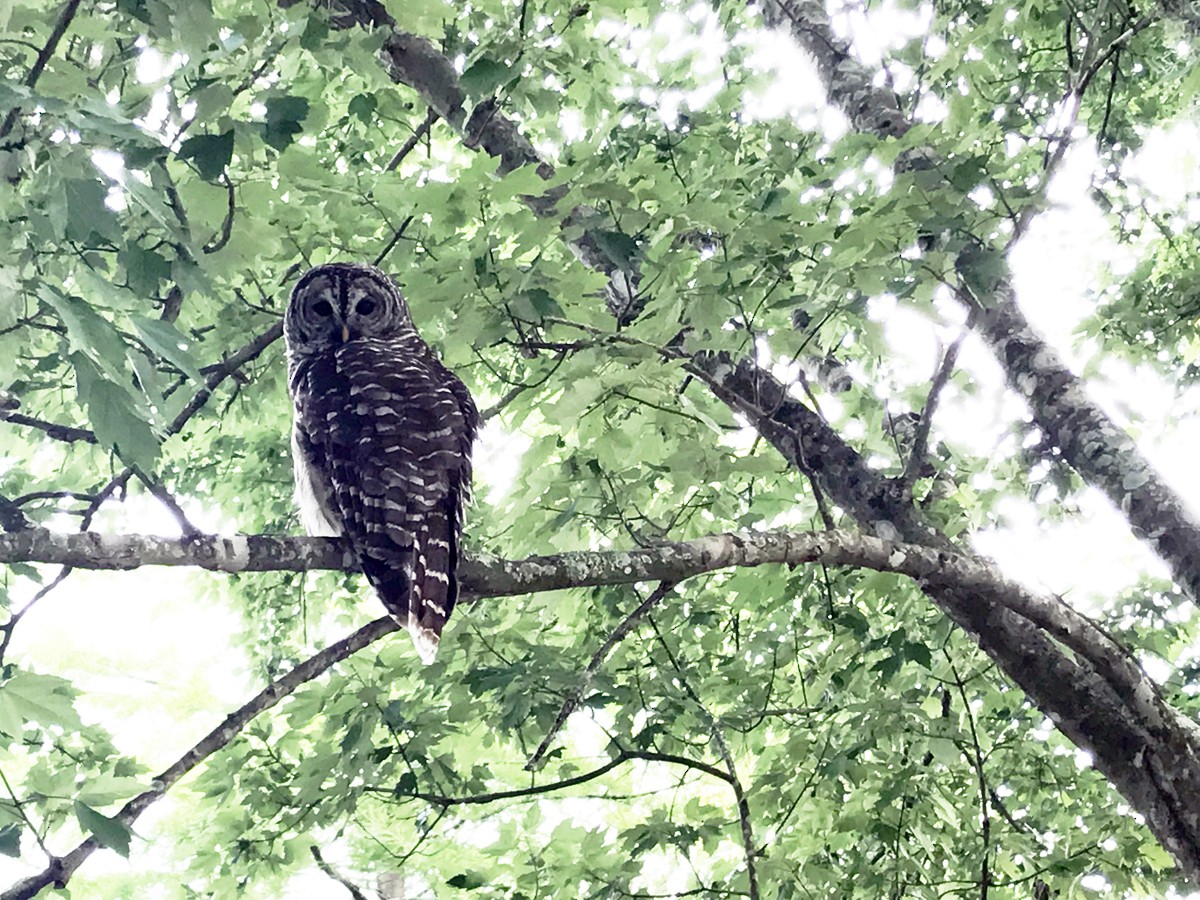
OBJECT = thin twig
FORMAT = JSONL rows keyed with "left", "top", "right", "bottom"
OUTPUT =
{"left": 0, "top": 566, "right": 72, "bottom": 665}
{"left": 1014, "top": 13, "right": 1153, "bottom": 239}
{"left": 949, "top": 656, "right": 992, "bottom": 899}
{"left": 480, "top": 351, "right": 571, "bottom": 421}
{"left": 372, "top": 748, "right": 733, "bottom": 808}
{"left": 0, "top": 766, "right": 52, "bottom": 858}
{"left": 372, "top": 214, "right": 415, "bottom": 268}
{"left": 202, "top": 174, "right": 236, "bottom": 254}
{"left": 525, "top": 581, "right": 676, "bottom": 770}
{"left": 899, "top": 328, "right": 967, "bottom": 494}
{"left": 129, "top": 467, "right": 204, "bottom": 537}
{"left": 385, "top": 109, "right": 438, "bottom": 172}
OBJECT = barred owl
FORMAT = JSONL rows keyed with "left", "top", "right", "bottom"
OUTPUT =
{"left": 285, "top": 263, "right": 479, "bottom": 662}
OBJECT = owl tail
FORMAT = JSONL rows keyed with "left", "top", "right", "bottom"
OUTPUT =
{"left": 403, "top": 614, "right": 440, "bottom": 665}
{"left": 406, "top": 506, "right": 458, "bottom": 664}
{"left": 360, "top": 545, "right": 440, "bottom": 665}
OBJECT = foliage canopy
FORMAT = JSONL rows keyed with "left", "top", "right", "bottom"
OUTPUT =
{"left": 1, "top": 0, "right": 1200, "bottom": 897}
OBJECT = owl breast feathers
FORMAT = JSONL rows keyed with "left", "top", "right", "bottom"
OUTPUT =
{"left": 284, "top": 263, "right": 479, "bottom": 663}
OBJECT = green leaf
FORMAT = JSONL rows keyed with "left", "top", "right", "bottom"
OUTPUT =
{"left": 0, "top": 825, "right": 19, "bottom": 858}
{"left": 0, "top": 694, "right": 23, "bottom": 738}
{"left": 2, "top": 670, "right": 83, "bottom": 731}
{"left": 347, "top": 93, "right": 376, "bottom": 122}
{"left": 39, "top": 285, "right": 130, "bottom": 381}
{"left": 263, "top": 96, "right": 310, "bottom": 152}
{"left": 508, "top": 288, "right": 563, "bottom": 323}
{"left": 176, "top": 131, "right": 234, "bottom": 181}
{"left": 459, "top": 57, "right": 516, "bottom": 97}
{"left": 447, "top": 871, "right": 488, "bottom": 890}
{"left": 299, "top": 15, "right": 329, "bottom": 51}
{"left": 65, "top": 178, "right": 117, "bottom": 242}
{"left": 591, "top": 230, "right": 639, "bottom": 271}
{"left": 77, "top": 776, "right": 145, "bottom": 807}
{"left": 120, "top": 244, "right": 172, "bottom": 296}
{"left": 72, "top": 353, "right": 160, "bottom": 471}
{"left": 129, "top": 315, "right": 204, "bottom": 382}
{"left": 115, "top": 0, "right": 152, "bottom": 24}
{"left": 74, "top": 802, "right": 132, "bottom": 857}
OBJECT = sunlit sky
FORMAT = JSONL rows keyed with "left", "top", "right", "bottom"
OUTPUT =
{"left": 5, "top": 2, "right": 1200, "bottom": 896}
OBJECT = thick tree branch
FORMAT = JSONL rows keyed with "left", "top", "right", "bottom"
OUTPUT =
{"left": 0, "top": 524, "right": 1179, "bottom": 747}
{"left": 756, "top": 0, "right": 1200, "bottom": 610}
{"left": 0, "top": 526, "right": 1129, "bottom": 616}
{"left": 4, "top": 523, "right": 1198, "bottom": 895}
{"left": 0, "top": 412, "right": 97, "bottom": 445}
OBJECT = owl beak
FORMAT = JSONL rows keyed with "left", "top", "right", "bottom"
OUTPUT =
{"left": 341, "top": 324, "right": 350, "bottom": 342}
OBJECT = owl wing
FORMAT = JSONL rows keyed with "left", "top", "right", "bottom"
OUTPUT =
{"left": 299, "top": 337, "right": 476, "bottom": 662}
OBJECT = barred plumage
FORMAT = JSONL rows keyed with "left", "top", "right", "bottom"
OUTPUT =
{"left": 284, "top": 263, "right": 479, "bottom": 662}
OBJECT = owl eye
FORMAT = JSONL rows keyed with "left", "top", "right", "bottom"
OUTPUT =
{"left": 312, "top": 300, "right": 334, "bottom": 317}
{"left": 356, "top": 299, "right": 376, "bottom": 315}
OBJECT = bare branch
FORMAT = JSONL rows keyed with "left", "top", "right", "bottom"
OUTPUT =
{"left": 201, "top": 174, "right": 237, "bottom": 254}
{"left": 372, "top": 214, "right": 415, "bottom": 268}
{"left": 384, "top": 108, "right": 438, "bottom": 172}
{"left": 0, "top": 412, "right": 97, "bottom": 445}
{"left": 369, "top": 748, "right": 734, "bottom": 808}
{"left": 309, "top": 847, "right": 371, "bottom": 900}
{"left": 128, "top": 468, "right": 204, "bottom": 538}
{"left": 899, "top": 328, "right": 967, "bottom": 493}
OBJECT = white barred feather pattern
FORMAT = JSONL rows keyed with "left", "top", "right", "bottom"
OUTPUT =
{"left": 284, "top": 263, "right": 478, "bottom": 662}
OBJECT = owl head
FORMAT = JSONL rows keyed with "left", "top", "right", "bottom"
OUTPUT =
{"left": 284, "top": 263, "right": 412, "bottom": 354}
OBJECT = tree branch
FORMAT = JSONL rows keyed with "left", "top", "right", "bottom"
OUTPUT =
{"left": 384, "top": 108, "right": 438, "bottom": 172}
{"left": 367, "top": 748, "right": 732, "bottom": 808}
{"left": 0, "top": 617, "right": 397, "bottom": 900}
{"left": 757, "top": 0, "right": 1200, "bottom": 610}
{"left": 201, "top": 174, "right": 236, "bottom": 254}
{"left": 0, "top": 0, "right": 85, "bottom": 141}
{"left": 0, "top": 411, "right": 97, "bottom": 445}
{"left": 899, "top": 328, "right": 967, "bottom": 493}
{"left": 0, "top": 525, "right": 1170, "bottom": 727}
{"left": 309, "top": 846, "right": 370, "bottom": 900}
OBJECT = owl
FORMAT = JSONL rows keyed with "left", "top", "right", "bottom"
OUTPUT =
{"left": 284, "top": 263, "right": 479, "bottom": 662}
